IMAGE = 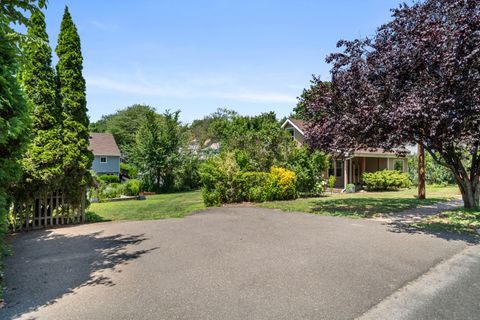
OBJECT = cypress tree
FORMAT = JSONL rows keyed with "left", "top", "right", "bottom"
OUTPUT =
{"left": 19, "top": 10, "right": 63, "bottom": 194}
{"left": 0, "top": 21, "right": 30, "bottom": 251}
{"left": 55, "top": 6, "right": 92, "bottom": 204}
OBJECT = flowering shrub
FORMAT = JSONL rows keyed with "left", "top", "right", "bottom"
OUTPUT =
{"left": 270, "top": 167, "right": 297, "bottom": 200}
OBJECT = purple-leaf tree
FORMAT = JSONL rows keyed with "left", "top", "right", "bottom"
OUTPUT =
{"left": 303, "top": 0, "right": 480, "bottom": 208}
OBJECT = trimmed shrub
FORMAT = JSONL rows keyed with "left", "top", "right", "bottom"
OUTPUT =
{"left": 362, "top": 170, "right": 411, "bottom": 191}
{"left": 124, "top": 179, "right": 141, "bottom": 196}
{"left": 98, "top": 174, "right": 120, "bottom": 183}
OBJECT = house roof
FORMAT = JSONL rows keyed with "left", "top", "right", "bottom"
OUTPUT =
{"left": 89, "top": 133, "right": 121, "bottom": 156}
{"left": 282, "top": 118, "right": 409, "bottom": 157}
{"left": 281, "top": 118, "right": 305, "bottom": 134}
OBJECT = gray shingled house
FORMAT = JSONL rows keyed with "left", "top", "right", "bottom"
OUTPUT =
{"left": 88, "top": 133, "right": 121, "bottom": 176}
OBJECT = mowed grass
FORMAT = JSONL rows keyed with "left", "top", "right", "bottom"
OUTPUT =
{"left": 415, "top": 208, "right": 480, "bottom": 235}
{"left": 87, "top": 191, "right": 206, "bottom": 222}
{"left": 258, "top": 185, "right": 460, "bottom": 218}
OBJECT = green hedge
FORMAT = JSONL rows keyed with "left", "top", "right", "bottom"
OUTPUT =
{"left": 98, "top": 174, "right": 120, "bottom": 183}
{"left": 362, "top": 170, "right": 411, "bottom": 191}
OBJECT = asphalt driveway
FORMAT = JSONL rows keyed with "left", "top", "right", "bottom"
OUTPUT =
{"left": 2, "top": 207, "right": 475, "bottom": 319}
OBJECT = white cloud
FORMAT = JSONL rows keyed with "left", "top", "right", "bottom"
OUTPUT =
{"left": 90, "top": 20, "right": 119, "bottom": 31}
{"left": 87, "top": 75, "right": 297, "bottom": 104}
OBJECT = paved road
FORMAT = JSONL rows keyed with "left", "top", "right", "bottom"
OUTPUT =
{"left": 2, "top": 207, "right": 477, "bottom": 319}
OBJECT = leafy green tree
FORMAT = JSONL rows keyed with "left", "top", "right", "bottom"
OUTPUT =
{"left": 0, "top": 0, "right": 46, "bottom": 295}
{"left": 132, "top": 110, "right": 185, "bottom": 192}
{"left": 89, "top": 104, "right": 156, "bottom": 157}
{"left": 216, "top": 112, "right": 295, "bottom": 171}
{"left": 0, "top": 18, "right": 30, "bottom": 247}
{"left": 285, "top": 146, "right": 328, "bottom": 194}
{"left": 189, "top": 108, "right": 238, "bottom": 145}
{"left": 56, "top": 6, "right": 92, "bottom": 204}
{"left": 18, "top": 9, "right": 63, "bottom": 194}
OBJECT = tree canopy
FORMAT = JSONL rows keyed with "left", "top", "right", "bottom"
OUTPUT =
{"left": 89, "top": 104, "right": 156, "bottom": 156}
{"left": 303, "top": 0, "right": 480, "bottom": 208}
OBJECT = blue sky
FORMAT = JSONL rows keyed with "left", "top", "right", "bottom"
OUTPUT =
{"left": 41, "top": 0, "right": 406, "bottom": 124}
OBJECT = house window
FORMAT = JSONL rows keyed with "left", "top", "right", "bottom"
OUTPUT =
{"left": 100, "top": 157, "right": 107, "bottom": 163}
{"left": 336, "top": 160, "right": 343, "bottom": 177}
{"left": 394, "top": 159, "right": 404, "bottom": 171}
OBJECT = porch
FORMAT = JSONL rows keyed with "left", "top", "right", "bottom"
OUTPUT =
{"left": 328, "top": 154, "right": 408, "bottom": 190}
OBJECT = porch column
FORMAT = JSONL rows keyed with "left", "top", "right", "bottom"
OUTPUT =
{"left": 349, "top": 159, "right": 353, "bottom": 184}
{"left": 344, "top": 159, "right": 348, "bottom": 188}
{"left": 362, "top": 157, "right": 366, "bottom": 182}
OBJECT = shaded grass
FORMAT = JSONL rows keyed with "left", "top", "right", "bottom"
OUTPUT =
{"left": 414, "top": 208, "right": 480, "bottom": 235}
{"left": 88, "top": 191, "right": 206, "bottom": 221}
{"left": 258, "top": 185, "right": 460, "bottom": 218}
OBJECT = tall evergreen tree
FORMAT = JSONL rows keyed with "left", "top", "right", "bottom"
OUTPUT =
{"left": 0, "top": 21, "right": 30, "bottom": 245}
{"left": 55, "top": 6, "right": 92, "bottom": 204}
{"left": 19, "top": 10, "right": 63, "bottom": 194}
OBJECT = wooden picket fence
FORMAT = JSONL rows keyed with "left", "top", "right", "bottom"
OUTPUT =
{"left": 10, "top": 191, "right": 86, "bottom": 232}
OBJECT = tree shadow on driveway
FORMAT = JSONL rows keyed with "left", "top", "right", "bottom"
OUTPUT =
{"left": 385, "top": 220, "right": 480, "bottom": 244}
{"left": 2, "top": 228, "right": 157, "bottom": 319}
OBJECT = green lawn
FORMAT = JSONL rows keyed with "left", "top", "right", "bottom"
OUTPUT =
{"left": 258, "top": 185, "right": 460, "bottom": 218}
{"left": 87, "top": 191, "right": 206, "bottom": 222}
{"left": 414, "top": 208, "right": 480, "bottom": 235}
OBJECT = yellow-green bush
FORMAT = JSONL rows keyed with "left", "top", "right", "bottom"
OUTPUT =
{"left": 271, "top": 167, "right": 297, "bottom": 200}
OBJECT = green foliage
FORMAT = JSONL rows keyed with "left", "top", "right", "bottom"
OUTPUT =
{"left": 285, "top": 146, "right": 328, "bottom": 194}
{"left": 98, "top": 174, "right": 120, "bottom": 183}
{"left": 199, "top": 153, "right": 298, "bottom": 206}
{"left": 173, "top": 151, "right": 201, "bottom": 191}
{"left": 124, "top": 179, "right": 141, "bottom": 196}
{"left": 90, "top": 182, "right": 124, "bottom": 200}
{"left": 132, "top": 109, "right": 185, "bottom": 193}
{"left": 345, "top": 184, "right": 356, "bottom": 193}
{"left": 198, "top": 153, "right": 241, "bottom": 206}
{"left": 239, "top": 172, "right": 277, "bottom": 202}
{"left": 408, "top": 153, "right": 455, "bottom": 186}
{"left": 120, "top": 162, "right": 139, "bottom": 179}
{"left": 18, "top": 9, "right": 63, "bottom": 195}
{"left": 89, "top": 104, "right": 156, "bottom": 157}
{"left": 0, "top": 0, "right": 46, "bottom": 26}
{"left": 362, "top": 170, "right": 411, "bottom": 191}
{"left": 0, "top": 0, "right": 47, "bottom": 298}
{"left": 193, "top": 110, "right": 295, "bottom": 172}
{"left": 189, "top": 108, "right": 238, "bottom": 146}
{"left": 327, "top": 175, "right": 336, "bottom": 192}
{"left": 56, "top": 6, "right": 93, "bottom": 205}
{"left": 0, "top": 21, "right": 30, "bottom": 289}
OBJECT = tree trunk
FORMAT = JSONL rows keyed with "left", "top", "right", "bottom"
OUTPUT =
{"left": 418, "top": 143, "right": 426, "bottom": 200}
{"left": 456, "top": 177, "right": 480, "bottom": 209}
